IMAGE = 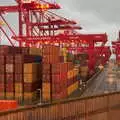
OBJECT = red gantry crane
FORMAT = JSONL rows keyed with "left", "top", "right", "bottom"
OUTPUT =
{"left": 0, "top": 0, "right": 111, "bottom": 73}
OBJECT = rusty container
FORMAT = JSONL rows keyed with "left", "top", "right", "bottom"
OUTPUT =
{"left": 42, "top": 74, "right": 50, "bottom": 83}
{"left": 6, "top": 73, "right": 14, "bottom": 84}
{"left": 15, "top": 63, "right": 23, "bottom": 74}
{"left": 0, "top": 64, "right": 5, "bottom": 73}
{"left": 6, "top": 55, "right": 14, "bottom": 64}
{"left": 15, "top": 54, "right": 42, "bottom": 64}
{"left": 42, "top": 64, "right": 50, "bottom": 74}
{"left": 24, "top": 73, "right": 37, "bottom": 83}
{"left": 24, "top": 91, "right": 38, "bottom": 104}
{"left": 6, "top": 92, "right": 14, "bottom": 99}
{"left": 20, "top": 47, "right": 29, "bottom": 54}
{"left": 15, "top": 83, "right": 23, "bottom": 93}
{"left": 15, "top": 73, "right": 23, "bottom": 83}
{"left": 0, "top": 83, "right": 5, "bottom": 92}
{"left": 24, "top": 63, "right": 38, "bottom": 74}
{"left": 0, "top": 55, "right": 5, "bottom": 64}
{"left": 0, "top": 74, "right": 5, "bottom": 84}
{"left": 6, "top": 84, "right": 14, "bottom": 92}
{"left": 24, "top": 82, "right": 38, "bottom": 92}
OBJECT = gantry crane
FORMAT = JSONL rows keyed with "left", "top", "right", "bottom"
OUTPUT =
{"left": 112, "top": 31, "right": 120, "bottom": 63}
{"left": 0, "top": 0, "right": 111, "bottom": 73}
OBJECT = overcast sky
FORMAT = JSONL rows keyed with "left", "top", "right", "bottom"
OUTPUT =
{"left": 0, "top": 0, "right": 120, "bottom": 45}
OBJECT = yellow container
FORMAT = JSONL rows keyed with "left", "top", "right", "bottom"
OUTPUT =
{"left": 42, "top": 83, "right": 51, "bottom": 93}
{"left": 80, "top": 66, "right": 88, "bottom": 72}
{"left": 6, "top": 92, "right": 14, "bottom": 99}
{"left": 67, "top": 70, "right": 74, "bottom": 79}
{"left": 80, "top": 72, "right": 88, "bottom": 77}
{"left": 73, "top": 68, "right": 79, "bottom": 77}
{"left": 67, "top": 81, "right": 79, "bottom": 96}
{"left": 42, "top": 92, "right": 51, "bottom": 101}
{"left": 24, "top": 73, "right": 37, "bottom": 83}
{"left": 15, "top": 83, "right": 23, "bottom": 92}
{"left": 15, "top": 93, "right": 23, "bottom": 98}
{"left": 67, "top": 84, "right": 74, "bottom": 95}
{"left": 24, "top": 63, "right": 38, "bottom": 74}
{"left": 29, "top": 47, "right": 42, "bottom": 56}
{"left": 74, "top": 81, "right": 79, "bottom": 90}
{"left": 24, "top": 92, "right": 37, "bottom": 100}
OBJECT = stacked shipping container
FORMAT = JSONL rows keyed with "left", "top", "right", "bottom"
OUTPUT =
{"left": 42, "top": 46, "right": 79, "bottom": 102}
{"left": 0, "top": 46, "right": 42, "bottom": 104}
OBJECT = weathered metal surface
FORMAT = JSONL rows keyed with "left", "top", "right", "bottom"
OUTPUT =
{"left": 0, "top": 91, "right": 120, "bottom": 120}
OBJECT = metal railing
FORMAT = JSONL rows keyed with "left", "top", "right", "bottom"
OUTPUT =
{"left": 0, "top": 91, "right": 120, "bottom": 120}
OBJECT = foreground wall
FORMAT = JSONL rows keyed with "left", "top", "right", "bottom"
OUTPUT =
{"left": 0, "top": 92, "right": 120, "bottom": 120}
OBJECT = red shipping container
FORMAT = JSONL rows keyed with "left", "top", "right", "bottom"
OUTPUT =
{"left": 42, "top": 55, "right": 50, "bottom": 64}
{"left": 15, "top": 74, "right": 23, "bottom": 83}
{"left": 43, "top": 55, "right": 59, "bottom": 64}
{"left": 15, "top": 54, "right": 37, "bottom": 64}
{"left": 0, "top": 55, "right": 5, "bottom": 65}
{"left": 67, "top": 78, "right": 74, "bottom": 87}
{"left": 0, "top": 74, "right": 5, "bottom": 84}
{"left": 67, "top": 62, "right": 74, "bottom": 71}
{"left": 60, "top": 72, "right": 67, "bottom": 81}
{"left": 0, "top": 84, "right": 5, "bottom": 92}
{"left": 51, "top": 63, "right": 60, "bottom": 74}
{"left": 52, "top": 90, "right": 66, "bottom": 100}
{"left": 42, "top": 74, "right": 50, "bottom": 83}
{"left": 20, "top": 47, "right": 29, "bottom": 54}
{"left": 6, "top": 73, "right": 14, "bottom": 84}
{"left": 52, "top": 83, "right": 62, "bottom": 93}
{"left": 49, "top": 55, "right": 59, "bottom": 64}
{"left": 15, "top": 64, "right": 23, "bottom": 73}
{"left": 52, "top": 74, "right": 61, "bottom": 84}
{"left": 42, "top": 45, "right": 53, "bottom": 55}
{"left": 0, "top": 45, "right": 22, "bottom": 55}
{"left": 6, "top": 55, "right": 14, "bottom": 64}
{"left": 24, "top": 82, "right": 38, "bottom": 92}
{"left": 0, "top": 45, "right": 12, "bottom": 55}
{"left": 0, "top": 64, "right": 5, "bottom": 73}
{"left": 6, "top": 84, "right": 14, "bottom": 92}
{"left": 59, "top": 56, "right": 64, "bottom": 62}
{"left": 42, "top": 64, "right": 50, "bottom": 74}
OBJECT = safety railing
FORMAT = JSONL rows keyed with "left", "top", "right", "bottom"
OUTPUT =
{"left": 0, "top": 91, "right": 120, "bottom": 120}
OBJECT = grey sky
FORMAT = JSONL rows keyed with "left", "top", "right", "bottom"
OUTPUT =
{"left": 0, "top": 0, "right": 119, "bottom": 45}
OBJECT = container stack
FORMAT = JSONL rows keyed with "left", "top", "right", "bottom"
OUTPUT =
{"left": 42, "top": 63, "right": 68, "bottom": 102}
{"left": 14, "top": 55, "right": 42, "bottom": 104}
{"left": 0, "top": 45, "right": 81, "bottom": 104}
{"left": 0, "top": 55, "right": 5, "bottom": 99}
{"left": 0, "top": 45, "right": 42, "bottom": 104}
{"left": 6, "top": 55, "right": 15, "bottom": 100}
{"left": 24, "top": 63, "right": 39, "bottom": 104}
{"left": 67, "top": 63, "right": 79, "bottom": 96}
{"left": 42, "top": 45, "right": 60, "bottom": 64}
{"left": 42, "top": 45, "right": 69, "bottom": 102}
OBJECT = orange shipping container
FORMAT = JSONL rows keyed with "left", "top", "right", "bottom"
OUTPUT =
{"left": 24, "top": 63, "right": 38, "bottom": 74}
{"left": 15, "top": 83, "right": 23, "bottom": 93}
{"left": 29, "top": 47, "right": 42, "bottom": 56}
{"left": 42, "top": 83, "right": 51, "bottom": 93}
{"left": 24, "top": 73, "right": 37, "bottom": 83}
{"left": 6, "top": 92, "right": 14, "bottom": 99}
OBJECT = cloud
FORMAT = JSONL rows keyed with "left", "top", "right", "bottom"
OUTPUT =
{"left": 56, "top": 0, "right": 120, "bottom": 41}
